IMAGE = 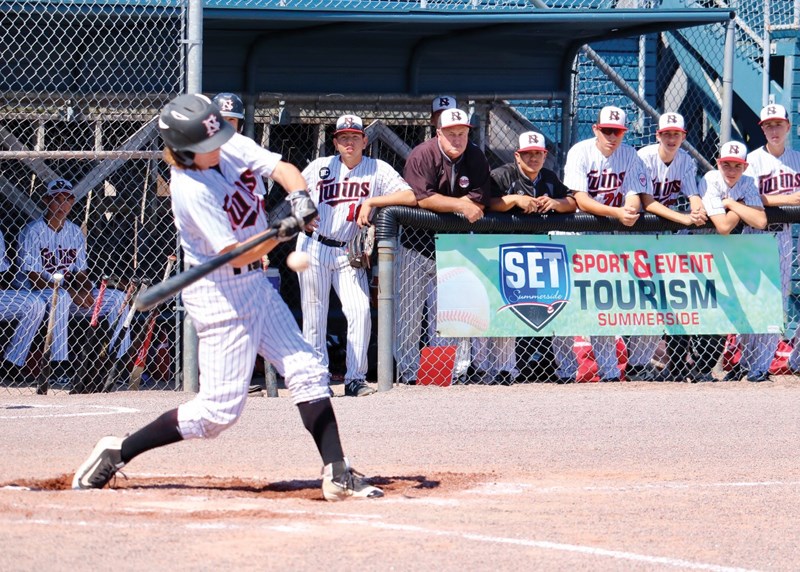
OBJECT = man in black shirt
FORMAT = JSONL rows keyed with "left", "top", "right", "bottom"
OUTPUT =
{"left": 487, "top": 130, "right": 577, "bottom": 383}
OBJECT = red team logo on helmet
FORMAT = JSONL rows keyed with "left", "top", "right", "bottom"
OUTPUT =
{"left": 202, "top": 114, "right": 221, "bottom": 138}
{"left": 202, "top": 114, "right": 222, "bottom": 138}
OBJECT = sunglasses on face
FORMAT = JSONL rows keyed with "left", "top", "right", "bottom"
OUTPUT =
{"left": 598, "top": 127, "right": 625, "bottom": 137}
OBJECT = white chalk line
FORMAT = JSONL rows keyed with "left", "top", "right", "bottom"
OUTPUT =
{"left": 466, "top": 480, "right": 800, "bottom": 495}
{"left": 0, "top": 404, "right": 138, "bottom": 419}
{"left": 0, "top": 513, "right": 761, "bottom": 572}
{"left": 333, "top": 519, "right": 760, "bottom": 572}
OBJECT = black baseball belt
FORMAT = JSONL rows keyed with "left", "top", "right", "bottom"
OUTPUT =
{"left": 304, "top": 231, "right": 346, "bottom": 248}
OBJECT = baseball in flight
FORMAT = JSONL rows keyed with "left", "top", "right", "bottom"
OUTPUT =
{"left": 286, "top": 251, "right": 310, "bottom": 272}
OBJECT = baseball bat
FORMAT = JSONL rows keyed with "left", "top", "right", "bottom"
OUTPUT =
{"left": 101, "top": 279, "right": 151, "bottom": 393}
{"left": 134, "top": 215, "right": 303, "bottom": 313}
{"left": 129, "top": 255, "right": 176, "bottom": 390}
{"left": 36, "top": 273, "right": 64, "bottom": 395}
{"left": 90, "top": 276, "right": 108, "bottom": 327}
{"left": 103, "top": 279, "right": 139, "bottom": 358}
{"left": 70, "top": 276, "right": 109, "bottom": 394}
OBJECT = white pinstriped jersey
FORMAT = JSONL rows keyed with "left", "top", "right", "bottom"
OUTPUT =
{"left": 220, "top": 133, "right": 271, "bottom": 199}
{"left": 17, "top": 218, "right": 88, "bottom": 282}
{"left": 637, "top": 144, "right": 699, "bottom": 206}
{"left": 171, "top": 133, "right": 279, "bottom": 266}
{"left": 745, "top": 145, "right": 800, "bottom": 196}
{"left": 698, "top": 171, "right": 762, "bottom": 217}
{"left": 563, "top": 138, "right": 651, "bottom": 208}
{"left": 302, "top": 155, "right": 409, "bottom": 242}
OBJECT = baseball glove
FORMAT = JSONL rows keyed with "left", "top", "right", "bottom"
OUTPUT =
{"left": 346, "top": 225, "right": 376, "bottom": 269}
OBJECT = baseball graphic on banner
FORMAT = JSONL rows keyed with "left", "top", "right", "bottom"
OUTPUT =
{"left": 436, "top": 266, "right": 491, "bottom": 336}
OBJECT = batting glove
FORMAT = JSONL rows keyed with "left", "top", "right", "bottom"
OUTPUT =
{"left": 286, "top": 190, "right": 318, "bottom": 225}
{"left": 272, "top": 214, "right": 304, "bottom": 242}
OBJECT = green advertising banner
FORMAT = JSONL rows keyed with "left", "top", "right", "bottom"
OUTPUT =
{"left": 434, "top": 234, "right": 782, "bottom": 337}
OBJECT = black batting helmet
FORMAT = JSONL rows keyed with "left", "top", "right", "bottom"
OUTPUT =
{"left": 158, "top": 94, "right": 235, "bottom": 166}
{"left": 212, "top": 92, "right": 245, "bottom": 120}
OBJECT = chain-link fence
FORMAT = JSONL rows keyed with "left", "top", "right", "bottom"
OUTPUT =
{"left": 1, "top": 0, "right": 796, "bottom": 394}
{"left": 390, "top": 217, "right": 800, "bottom": 387}
{"left": 0, "top": 0, "right": 183, "bottom": 393}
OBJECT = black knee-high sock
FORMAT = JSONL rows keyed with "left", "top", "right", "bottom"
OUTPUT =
{"left": 297, "top": 398, "right": 344, "bottom": 465}
{"left": 121, "top": 408, "right": 183, "bottom": 464}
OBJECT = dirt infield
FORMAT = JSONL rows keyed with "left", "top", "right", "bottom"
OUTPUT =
{"left": 1, "top": 379, "right": 799, "bottom": 571}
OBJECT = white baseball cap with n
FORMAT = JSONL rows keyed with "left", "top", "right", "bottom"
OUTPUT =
{"left": 718, "top": 141, "right": 748, "bottom": 163}
{"left": 334, "top": 114, "right": 364, "bottom": 136}
{"left": 759, "top": 103, "right": 790, "bottom": 125}
{"left": 657, "top": 112, "right": 686, "bottom": 133}
{"left": 596, "top": 106, "right": 628, "bottom": 130}
{"left": 46, "top": 178, "right": 75, "bottom": 196}
{"left": 517, "top": 131, "right": 547, "bottom": 152}
{"left": 438, "top": 108, "right": 472, "bottom": 129}
{"left": 431, "top": 95, "right": 457, "bottom": 114}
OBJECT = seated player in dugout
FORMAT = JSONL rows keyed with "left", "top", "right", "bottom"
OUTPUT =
{"left": 0, "top": 228, "right": 47, "bottom": 383}
{"left": 16, "top": 179, "right": 133, "bottom": 384}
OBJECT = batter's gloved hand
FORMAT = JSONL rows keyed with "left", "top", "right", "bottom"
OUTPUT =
{"left": 272, "top": 214, "right": 304, "bottom": 242}
{"left": 286, "top": 190, "right": 318, "bottom": 225}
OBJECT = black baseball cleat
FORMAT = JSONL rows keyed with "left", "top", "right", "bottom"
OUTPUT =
{"left": 344, "top": 379, "right": 376, "bottom": 397}
{"left": 322, "top": 458, "right": 383, "bottom": 501}
{"left": 72, "top": 436, "right": 125, "bottom": 490}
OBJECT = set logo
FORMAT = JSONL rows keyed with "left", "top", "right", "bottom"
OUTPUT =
{"left": 498, "top": 243, "right": 570, "bottom": 331}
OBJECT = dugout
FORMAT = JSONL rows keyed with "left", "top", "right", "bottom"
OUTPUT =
{"left": 201, "top": 4, "right": 734, "bottom": 153}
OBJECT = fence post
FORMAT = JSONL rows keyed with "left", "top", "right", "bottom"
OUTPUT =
{"left": 182, "top": 0, "right": 204, "bottom": 392}
{"left": 721, "top": 17, "right": 735, "bottom": 144}
{"left": 377, "top": 237, "right": 396, "bottom": 392}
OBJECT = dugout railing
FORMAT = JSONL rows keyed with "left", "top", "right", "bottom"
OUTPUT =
{"left": 374, "top": 206, "right": 800, "bottom": 391}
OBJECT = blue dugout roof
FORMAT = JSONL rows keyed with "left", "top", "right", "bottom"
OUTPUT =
{"left": 201, "top": 6, "right": 733, "bottom": 97}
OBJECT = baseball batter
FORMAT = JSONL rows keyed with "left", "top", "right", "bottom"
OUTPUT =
{"left": 17, "top": 179, "right": 131, "bottom": 382}
{"left": 562, "top": 106, "right": 651, "bottom": 382}
{"left": 743, "top": 104, "right": 800, "bottom": 376}
{"left": 73, "top": 94, "right": 383, "bottom": 501}
{"left": 0, "top": 230, "right": 47, "bottom": 382}
{"left": 700, "top": 141, "right": 768, "bottom": 382}
{"left": 296, "top": 114, "right": 416, "bottom": 397}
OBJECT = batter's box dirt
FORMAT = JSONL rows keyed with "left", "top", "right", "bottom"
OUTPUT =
{"left": 2, "top": 471, "right": 491, "bottom": 501}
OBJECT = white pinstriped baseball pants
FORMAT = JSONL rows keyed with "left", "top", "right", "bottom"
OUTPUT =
{"left": 1, "top": 290, "right": 47, "bottom": 366}
{"left": 178, "top": 269, "right": 330, "bottom": 440}
{"left": 295, "top": 233, "right": 371, "bottom": 382}
{"left": 27, "top": 286, "right": 131, "bottom": 363}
